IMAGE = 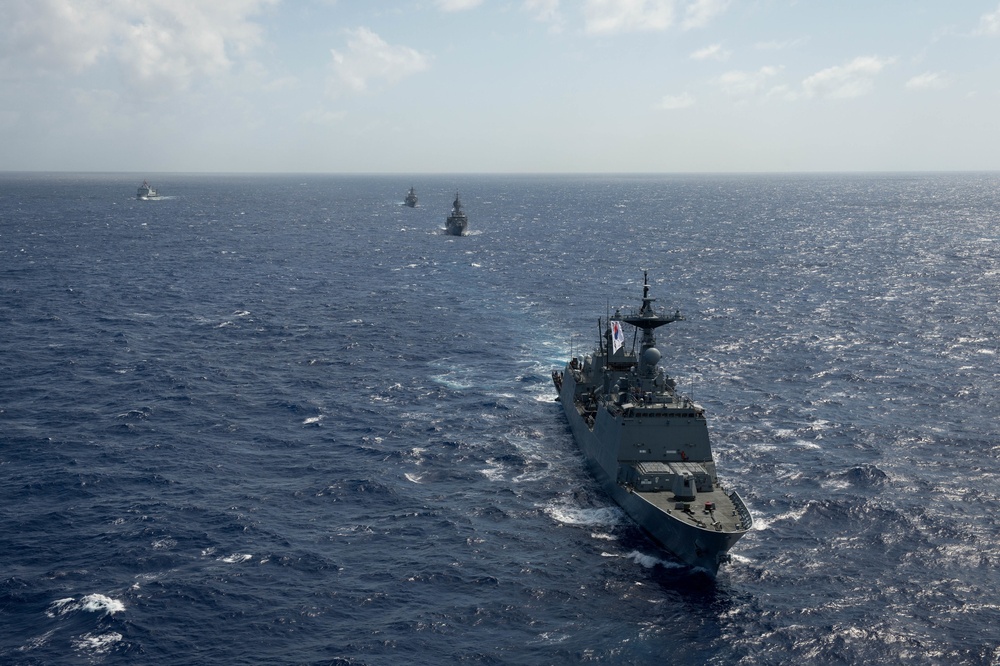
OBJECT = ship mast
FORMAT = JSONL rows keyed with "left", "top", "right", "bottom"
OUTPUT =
{"left": 614, "top": 271, "right": 683, "bottom": 378}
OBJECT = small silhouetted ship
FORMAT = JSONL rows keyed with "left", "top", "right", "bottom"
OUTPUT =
{"left": 445, "top": 193, "right": 468, "bottom": 236}
{"left": 405, "top": 187, "right": 418, "bottom": 207}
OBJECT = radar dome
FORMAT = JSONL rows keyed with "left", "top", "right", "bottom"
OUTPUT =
{"left": 643, "top": 347, "right": 662, "bottom": 366}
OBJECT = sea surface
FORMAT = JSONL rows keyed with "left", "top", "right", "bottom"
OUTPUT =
{"left": 1, "top": 172, "right": 999, "bottom": 664}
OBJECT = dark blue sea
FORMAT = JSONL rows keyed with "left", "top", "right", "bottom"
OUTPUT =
{"left": 2, "top": 172, "right": 999, "bottom": 664}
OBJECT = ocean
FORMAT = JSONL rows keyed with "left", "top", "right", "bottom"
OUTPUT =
{"left": 1, "top": 172, "right": 998, "bottom": 664}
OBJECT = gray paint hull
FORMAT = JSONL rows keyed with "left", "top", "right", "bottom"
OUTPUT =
{"left": 558, "top": 372, "right": 747, "bottom": 576}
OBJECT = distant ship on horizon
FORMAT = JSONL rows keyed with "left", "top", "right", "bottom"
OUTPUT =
{"left": 445, "top": 193, "right": 468, "bottom": 236}
{"left": 137, "top": 180, "right": 161, "bottom": 200}
{"left": 404, "top": 187, "right": 418, "bottom": 207}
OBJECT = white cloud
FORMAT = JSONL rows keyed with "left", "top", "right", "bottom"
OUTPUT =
{"left": 656, "top": 92, "right": 695, "bottom": 110}
{"left": 328, "top": 27, "right": 430, "bottom": 95}
{"left": 690, "top": 43, "right": 730, "bottom": 61}
{"left": 583, "top": 0, "right": 674, "bottom": 34}
{"left": 717, "top": 66, "right": 781, "bottom": 98}
{"left": 754, "top": 37, "right": 809, "bottom": 51}
{"left": 802, "top": 56, "right": 894, "bottom": 99}
{"left": 0, "top": 0, "right": 276, "bottom": 94}
{"left": 975, "top": 3, "right": 1000, "bottom": 35}
{"left": 435, "top": 0, "right": 484, "bottom": 11}
{"left": 681, "top": 0, "right": 730, "bottom": 30}
{"left": 905, "top": 71, "right": 948, "bottom": 91}
{"left": 0, "top": 0, "right": 116, "bottom": 76}
{"left": 524, "top": 0, "right": 561, "bottom": 23}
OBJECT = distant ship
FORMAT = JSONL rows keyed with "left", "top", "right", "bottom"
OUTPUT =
{"left": 405, "top": 187, "right": 418, "bottom": 207}
{"left": 136, "top": 180, "right": 161, "bottom": 200}
{"left": 552, "top": 272, "right": 753, "bottom": 575}
{"left": 445, "top": 193, "right": 468, "bottom": 236}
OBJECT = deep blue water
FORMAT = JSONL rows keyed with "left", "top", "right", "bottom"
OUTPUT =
{"left": 2, "top": 172, "right": 999, "bottom": 664}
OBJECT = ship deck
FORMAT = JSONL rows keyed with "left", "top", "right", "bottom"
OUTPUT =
{"left": 635, "top": 487, "right": 749, "bottom": 534}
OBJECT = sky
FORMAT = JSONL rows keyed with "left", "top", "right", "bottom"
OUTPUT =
{"left": 2, "top": 0, "right": 1000, "bottom": 173}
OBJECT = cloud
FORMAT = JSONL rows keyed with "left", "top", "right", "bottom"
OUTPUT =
{"left": 583, "top": 0, "right": 674, "bottom": 34}
{"left": 435, "top": 0, "right": 483, "bottom": 11}
{"left": 656, "top": 92, "right": 695, "bottom": 110}
{"left": 117, "top": 2, "right": 274, "bottom": 95}
{"left": 0, "top": 0, "right": 115, "bottom": 75}
{"left": 681, "top": 0, "right": 730, "bottom": 30}
{"left": 975, "top": 3, "right": 1000, "bottom": 35}
{"left": 0, "top": 0, "right": 276, "bottom": 95}
{"left": 328, "top": 27, "right": 430, "bottom": 95}
{"left": 524, "top": 0, "right": 562, "bottom": 25}
{"left": 802, "top": 56, "right": 894, "bottom": 99}
{"left": 716, "top": 66, "right": 781, "bottom": 98}
{"left": 690, "top": 43, "right": 730, "bottom": 61}
{"left": 754, "top": 37, "right": 809, "bottom": 51}
{"left": 905, "top": 71, "right": 948, "bottom": 91}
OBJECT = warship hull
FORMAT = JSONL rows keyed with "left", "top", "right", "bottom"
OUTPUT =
{"left": 557, "top": 371, "right": 749, "bottom": 574}
{"left": 137, "top": 180, "right": 160, "bottom": 200}
{"left": 445, "top": 193, "right": 467, "bottom": 235}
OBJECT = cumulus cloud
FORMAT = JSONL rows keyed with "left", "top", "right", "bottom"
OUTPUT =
{"left": 0, "top": 0, "right": 115, "bottom": 75}
{"left": 905, "top": 71, "right": 948, "bottom": 91}
{"left": 690, "top": 43, "right": 730, "bottom": 61}
{"left": 328, "top": 27, "right": 430, "bottom": 95}
{"left": 754, "top": 37, "right": 809, "bottom": 51}
{"left": 0, "top": 0, "right": 275, "bottom": 94}
{"left": 802, "top": 56, "right": 894, "bottom": 99}
{"left": 975, "top": 3, "right": 1000, "bottom": 35}
{"left": 656, "top": 92, "right": 695, "bottom": 110}
{"left": 716, "top": 66, "right": 781, "bottom": 98}
{"left": 681, "top": 0, "right": 730, "bottom": 30}
{"left": 524, "top": 0, "right": 562, "bottom": 24}
{"left": 583, "top": 0, "right": 674, "bottom": 34}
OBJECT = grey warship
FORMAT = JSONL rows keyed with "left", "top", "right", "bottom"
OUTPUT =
{"left": 405, "top": 186, "right": 418, "bottom": 207}
{"left": 136, "top": 180, "right": 160, "bottom": 200}
{"left": 552, "top": 273, "right": 752, "bottom": 575}
{"left": 445, "top": 193, "right": 468, "bottom": 236}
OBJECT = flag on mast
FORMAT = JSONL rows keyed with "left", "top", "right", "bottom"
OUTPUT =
{"left": 610, "top": 320, "right": 624, "bottom": 353}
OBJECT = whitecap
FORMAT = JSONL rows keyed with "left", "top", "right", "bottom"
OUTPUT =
{"left": 219, "top": 553, "right": 253, "bottom": 564}
{"left": 626, "top": 550, "right": 685, "bottom": 569}
{"left": 542, "top": 502, "right": 622, "bottom": 527}
{"left": 47, "top": 598, "right": 76, "bottom": 617}
{"left": 302, "top": 415, "right": 324, "bottom": 425}
{"left": 479, "top": 459, "right": 507, "bottom": 481}
{"left": 80, "top": 594, "right": 125, "bottom": 614}
{"left": 752, "top": 505, "right": 808, "bottom": 530}
{"left": 590, "top": 531, "right": 617, "bottom": 541}
{"left": 728, "top": 552, "right": 754, "bottom": 565}
{"left": 48, "top": 594, "right": 125, "bottom": 617}
{"left": 73, "top": 632, "right": 123, "bottom": 655}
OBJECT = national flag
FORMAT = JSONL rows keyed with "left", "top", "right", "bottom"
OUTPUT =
{"left": 611, "top": 320, "right": 624, "bottom": 353}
